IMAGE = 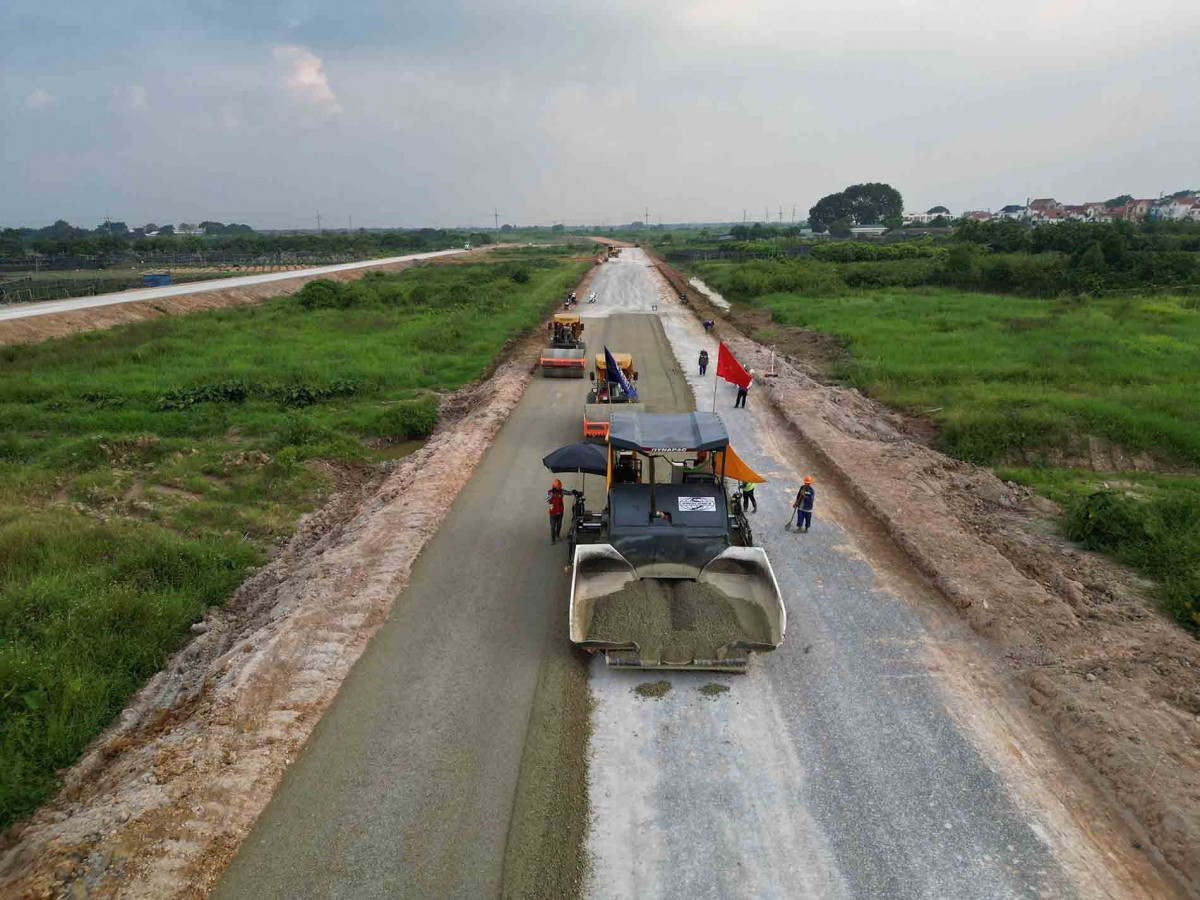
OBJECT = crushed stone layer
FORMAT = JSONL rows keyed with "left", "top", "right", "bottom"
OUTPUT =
{"left": 587, "top": 580, "right": 771, "bottom": 662}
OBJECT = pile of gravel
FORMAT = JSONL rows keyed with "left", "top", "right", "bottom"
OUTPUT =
{"left": 586, "top": 579, "right": 772, "bottom": 663}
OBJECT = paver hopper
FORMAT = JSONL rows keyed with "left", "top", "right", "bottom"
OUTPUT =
{"left": 565, "top": 411, "right": 786, "bottom": 672}
{"left": 539, "top": 313, "right": 587, "bottom": 377}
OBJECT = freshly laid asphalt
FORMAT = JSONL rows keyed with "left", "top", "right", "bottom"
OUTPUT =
{"left": 217, "top": 251, "right": 1123, "bottom": 899}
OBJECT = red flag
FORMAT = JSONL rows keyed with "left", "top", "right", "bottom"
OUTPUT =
{"left": 716, "top": 341, "right": 751, "bottom": 388}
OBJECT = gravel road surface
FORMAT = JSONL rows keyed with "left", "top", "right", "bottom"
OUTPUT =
{"left": 0, "top": 249, "right": 465, "bottom": 322}
{"left": 216, "top": 249, "right": 1166, "bottom": 898}
{"left": 584, "top": 252, "right": 1165, "bottom": 899}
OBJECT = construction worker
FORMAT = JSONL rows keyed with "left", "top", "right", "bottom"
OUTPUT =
{"left": 739, "top": 480, "right": 757, "bottom": 513}
{"left": 735, "top": 369, "right": 754, "bottom": 409}
{"left": 698, "top": 349, "right": 709, "bottom": 376}
{"left": 792, "top": 476, "right": 816, "bottom": 532}
{"left": 547, "top": 478, "right": 565, "bottom": 544}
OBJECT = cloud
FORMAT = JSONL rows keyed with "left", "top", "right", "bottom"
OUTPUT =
{"left": 25, "top": 88, "right": 52, "bottom": 109}
{"left": 273, "top": 44, "right": 341, "bottom": 115}
{"left": 112, "top": 84, "right": 148, "bottom": 111}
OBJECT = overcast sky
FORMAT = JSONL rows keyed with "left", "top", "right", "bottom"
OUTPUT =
{"left": 3, "top": 0, "right": 1198, "bottom": 229}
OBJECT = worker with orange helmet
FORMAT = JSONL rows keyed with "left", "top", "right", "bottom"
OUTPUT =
{"left": 792, "top": 475, "right": 816, "bottom": 532}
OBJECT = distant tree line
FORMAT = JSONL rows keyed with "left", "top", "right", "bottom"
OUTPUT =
{"left": 0, "top": 219, "right": 492, "bottom": 262}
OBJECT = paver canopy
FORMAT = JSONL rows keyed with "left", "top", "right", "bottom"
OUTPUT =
{"left": 607, "top": 411, "right": 729, "bottom": 452}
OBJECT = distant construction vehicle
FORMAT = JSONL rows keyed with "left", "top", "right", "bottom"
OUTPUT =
{"left": 563, "top": 411, "right": 786, "bottom": 672}
{"left": 583, "top": 352, "right": 640, "bottom": 441}
{"left": 539, "top": 313, "right": 587, "bottom": 377}
{"left": 607, "top": 246, "right": 621, "bottom": 260}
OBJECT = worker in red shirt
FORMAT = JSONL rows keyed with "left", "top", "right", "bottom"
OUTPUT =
{"left": 547, "top": 478, "right": 566, "bottom": 544}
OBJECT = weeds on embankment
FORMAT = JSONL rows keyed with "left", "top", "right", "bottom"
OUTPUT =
{"left": 692, "top": 259, "right": 1200, "bottom": 633}
{"left": 0, "top": 253, "right": 588, "bottom": 828}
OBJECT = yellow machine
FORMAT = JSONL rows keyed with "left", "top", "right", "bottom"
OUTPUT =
{"left": 539, "top": 314, "right": 587, "bottom": 377}
{"left": 583, "top": 353, "right": 639, "bottom": 441}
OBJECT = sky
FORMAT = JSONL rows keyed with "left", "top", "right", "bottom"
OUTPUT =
{"left": 3, "top": 0, "right": 1198, "bottom": 230}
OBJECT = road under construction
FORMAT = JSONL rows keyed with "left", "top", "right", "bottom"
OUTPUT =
{"left": 200, "top": 247, "right": 1182, "bottom": 899}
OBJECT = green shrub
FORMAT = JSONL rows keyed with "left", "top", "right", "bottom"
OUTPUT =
{"left": 1065, "top": 489, "right": 1200, "bottom": 632}
{"left": 371, "top": 398, "right": 440, "bottom": 440}
{"left": 296, "top": 279, "right": 342, "bottom": 309}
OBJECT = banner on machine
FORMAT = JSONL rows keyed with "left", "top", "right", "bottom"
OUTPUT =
{"left": 604, "top": 345, "right": 638, "bottom": 401}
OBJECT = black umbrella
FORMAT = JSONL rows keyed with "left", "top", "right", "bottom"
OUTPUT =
{"left": 542, "top": 442, "right": 608, "bottom": 476}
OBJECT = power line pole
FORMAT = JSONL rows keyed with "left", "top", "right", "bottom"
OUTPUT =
{"left": 764, "top": 206, "right": 769, "bottom": 223}
{"left": 494, "top": 208, "right": 499, "bottom": 230}
{"left": 315, "top": 210, "right": 322, "bottom": 233}
{"left": 644, "top": 206, "right": 649, "bottom": 226}
{"left": 791, "top": 204, "right": 796, "bottom": 223}
{"left": 779, "top": 205, "right": 783, "bottom": 224}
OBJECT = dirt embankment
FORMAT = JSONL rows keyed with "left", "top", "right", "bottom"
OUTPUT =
{"left": 0, "top": 324, "right": 556, "bottom": 900}
{"left": 648, "top": 251, "right": 1200, "bottom": 894}
{"left": 0, "top": 250, "right": 498, "bottom": 347}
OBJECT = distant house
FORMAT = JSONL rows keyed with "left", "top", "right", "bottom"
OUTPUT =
{"left": 1083, "top": 202, "right": 1108, "bottom": 221}
{"left": 1124, "top": 199, "right": 1155, "bottom": 222}
{"left": 903, "top": 207, "right": 952, "bottom": 224}
{"left": 1028, "top": 199, "right": 1062, "bottom": 221}
{"left": 1157, "top": 196, "right": 1199, "bottom": 221}
{"left": 849, "top": 225, "right": 889, "bottom": 237}
{"left": 997, "top": 204, "right": 1026, "bottom": 220}
{"left": 1063, "top": 205, "right": 1089, "bottom": 221}
{"left": 962, "top": 210, "right": 992, "bottom": 221}
{"left": 1033, "top": 207, "right": 1065, "bottom": 225}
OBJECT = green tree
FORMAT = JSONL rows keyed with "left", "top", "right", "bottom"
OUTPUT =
{"left": 0, "top": 228, "right": 24, "bottom": 258}
{"left": 809, "top": 182, "right": 904, "bottom": 230}
{"left": 156, "top": 224, "right": 175, "bottom": 236}
{"left": 550, "top": 223, "right": 565, "bottom": 234}
{"left": 500, "top": 223, "right": 514, "bottom": 232}
{"left": 828, "top": 218, "right": 852, "bottom": 237}
{"left": 1105, "top": 194, "right": 1133, "bottom": 208}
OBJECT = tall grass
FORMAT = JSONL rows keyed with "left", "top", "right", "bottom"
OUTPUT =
{"left": 692, "top": 256, "right": 1200, "bottom": 633}
{"left": 0, "top": 255, "right": 588, "bottom": 827}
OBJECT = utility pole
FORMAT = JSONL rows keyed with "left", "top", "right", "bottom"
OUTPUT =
{"left": 494, "top": 208, "right": 499, "bottom": 230}
{"left": 644, "top": 206, "right": 649, "bottom": 226}
{"left": 315, "top": 210, "right": 322, "bottom": 233}
{"left": 791, "top": 204, "right": 796, "bottom": 223}
{"left": 348, "top": 215, "right": 352, "bottom": 231}
{"left": 743, "top": 209, "right": 747, "bottom": 224}
{"left": 779, "top": 205, "right": 783, "bottom": 224}
{"left": 764, "top": 206, "right": 769, "bottom": 223}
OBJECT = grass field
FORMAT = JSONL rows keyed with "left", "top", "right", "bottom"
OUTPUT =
{"left": 0, "top": 252, "right": 589, "bottom": 827}
{"left": 691, "top": 260, "right": 1200, "bottom": 632}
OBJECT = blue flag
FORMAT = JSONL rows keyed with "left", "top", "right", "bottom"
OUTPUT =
{"left": 604, "top": 346, "right": 638, "bottom": 401}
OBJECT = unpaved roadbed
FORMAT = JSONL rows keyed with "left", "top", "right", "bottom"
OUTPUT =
{"left": 651, "top": 252, "right": 1200, "bottom": 893}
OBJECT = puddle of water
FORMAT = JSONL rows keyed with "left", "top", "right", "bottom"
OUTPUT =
{"left": 687, "top": 277, "right": 730, "bottom": 310}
